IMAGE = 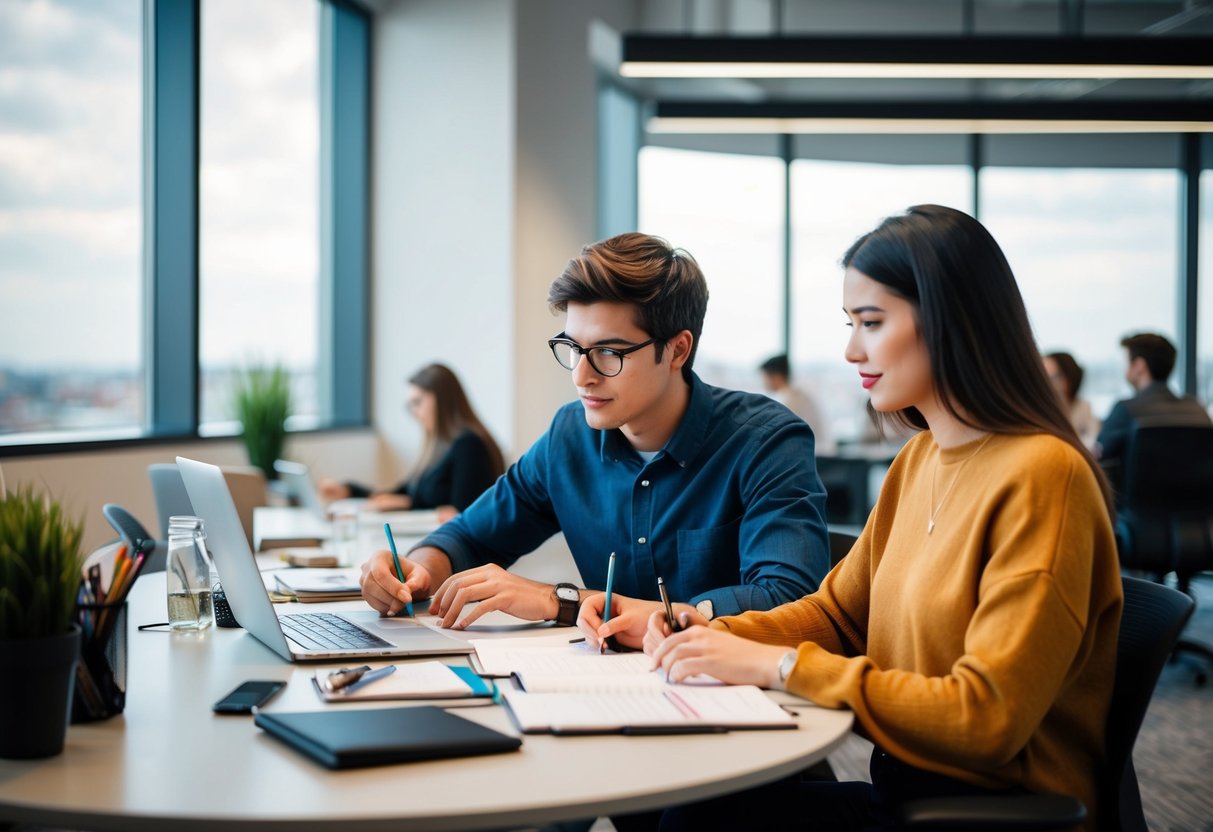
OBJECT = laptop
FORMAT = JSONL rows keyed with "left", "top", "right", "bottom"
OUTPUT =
{"left": 273, "top": 459, "right": 367, "bottom": 520}
{"left": 177, "top": 455, "right": 471, "bottom": 662}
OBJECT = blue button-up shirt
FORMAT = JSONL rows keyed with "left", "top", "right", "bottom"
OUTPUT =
{"left": 417, "top": 373, "right": 829, "bottom": 616}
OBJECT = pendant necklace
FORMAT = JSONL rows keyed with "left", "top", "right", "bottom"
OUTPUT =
{"left": 928, "top": 433, "right": 994, "bottom": 535}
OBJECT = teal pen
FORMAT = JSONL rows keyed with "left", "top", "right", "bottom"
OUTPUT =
{"left": 600, "top": 551, "right": 617, "bottom": 654}
{"left": 383, "top": 523, "right": 414, "bottom": 617}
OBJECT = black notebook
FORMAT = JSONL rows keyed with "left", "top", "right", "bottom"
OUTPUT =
{"left": 253, "top": 706, "right": 521, "bottom": 769}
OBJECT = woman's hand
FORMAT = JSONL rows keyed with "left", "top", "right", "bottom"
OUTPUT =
{"left": 641, "top": 606, "right": 709, "bottom": 655}
{"left": 317, "top": 478, "right": 351, "bottom": 501}
{"left": 649, "top": 620, "right": 790, "bottom": 688}
{"left": 367, "top": 493, "right": 413, "bottom": 511}
{"left": 577, "top": 593, "right": 692, "bottom": 651}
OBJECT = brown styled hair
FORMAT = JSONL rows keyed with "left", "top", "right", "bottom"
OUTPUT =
{"left": 407, "top": 364, "right": 505, "bottom": 484}
{"left": 1120, "top": 332, "right": 1177, "bottom": 382}
{"left": 547, "top": 232, "right": 709, "bottom": 382}
{"left": 843, "top": 205, "right": 1113, "bottom": 515}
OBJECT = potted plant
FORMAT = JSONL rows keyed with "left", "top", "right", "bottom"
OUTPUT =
{"left": 233, "top": 364, "right": 292, "bottom": 481}
{"left": 0, "top": 481, "right": 86, "bottom": 758}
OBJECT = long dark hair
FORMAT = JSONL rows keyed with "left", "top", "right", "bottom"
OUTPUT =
{"left": 407, "top": 364, "right": 505, "bottom": 484}
{"left": 843, "top": 205, "right": 1113, "bottom": 514}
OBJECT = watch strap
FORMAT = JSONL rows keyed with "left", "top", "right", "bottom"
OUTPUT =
{"left": 553, "top": 583, "right": 579, "bottom": 627}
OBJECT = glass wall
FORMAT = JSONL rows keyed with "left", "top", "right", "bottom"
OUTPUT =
{"left": 790, "top": 160, "right": 974, "bottom": 444}
{"left": 1199, "top": 170, "right": 1213, "bottom": 408}
{"left": 638, "top": 146, "right": 785, "bottom": 391}
{"left": 0, "top": 0, "right": 143, "bottom": 439}
{"left": 199, "top": 0, "right": 321, "bottom": 430}
{"left": 980, "top": 167, "right": 1182, "bottom": 420}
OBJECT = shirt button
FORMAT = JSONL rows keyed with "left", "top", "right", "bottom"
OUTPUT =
{"left": 641, "top": 480, "right": 650, "bottom": 487}
{"left": 638, "top": 537, "right": 647, "bottom": 544}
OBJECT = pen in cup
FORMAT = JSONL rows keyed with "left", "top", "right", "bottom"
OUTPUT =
{"left": 657, "top": 576, "right": 683, "bottom": 633}
{"left": 384, "top": 523, "right": 414, "bottom": 617}
{"left": 601, "top": 551, "right": 617, "bottom": 654}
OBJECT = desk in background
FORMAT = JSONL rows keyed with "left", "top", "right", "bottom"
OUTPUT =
{"left": 816, "top": 441, "right": 903, "bottom": 527}
{"left": 0, "top": 573, "right": 852, "bottom": 831}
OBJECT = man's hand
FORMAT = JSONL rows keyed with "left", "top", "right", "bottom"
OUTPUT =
{"left": 429, "top": 564, "right": 560, "bottom": 630}
{"left": 359, "top": 548, "right": 433, "bottom": 616}
{"left": 577, "top": 593, "right": 696, "bottom": 652}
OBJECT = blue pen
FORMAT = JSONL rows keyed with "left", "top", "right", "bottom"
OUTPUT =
{"left": 384, "top": 523, "right": 414, "bottom": 617}
{"left": 600, "top": 551, "right": 617, "bottom": 654}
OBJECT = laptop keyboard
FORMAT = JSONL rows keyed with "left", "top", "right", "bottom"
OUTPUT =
{"left": 279, "top": 612, "right": 393, "bottom": 651}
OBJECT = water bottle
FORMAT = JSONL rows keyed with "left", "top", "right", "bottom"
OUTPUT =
{"left": 166, "top": 515, "right": 215, "bottom": 630}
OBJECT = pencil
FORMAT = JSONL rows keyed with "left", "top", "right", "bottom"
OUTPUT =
{"left": 383, "top": 523, "right": 414, "bottom": 616}
{"left": 601, "top": 551, "right": 616, "bottom": 654}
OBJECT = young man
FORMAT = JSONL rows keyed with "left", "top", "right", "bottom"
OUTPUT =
{"left": 1096, "top": 332, "right": 1211, "bottom": 494}
{"left": 359, "top": 233, "right": 829, "bottom": 648}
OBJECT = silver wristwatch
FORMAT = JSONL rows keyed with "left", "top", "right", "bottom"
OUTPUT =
{"left": 777, "top": 650, "right": 798, "bottom": 689}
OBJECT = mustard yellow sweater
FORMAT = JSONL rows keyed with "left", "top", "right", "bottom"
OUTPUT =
{"left": 715, "top": 431, "right": 1122, "bottom": 825}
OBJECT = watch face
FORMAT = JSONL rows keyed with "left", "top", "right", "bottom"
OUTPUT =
{"left": 556, "top": 585, "right": 579, "bottom": 602}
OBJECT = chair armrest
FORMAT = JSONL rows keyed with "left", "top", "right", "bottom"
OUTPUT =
{"left": 900, "top": 793, "right": 1086, "bottom": 830}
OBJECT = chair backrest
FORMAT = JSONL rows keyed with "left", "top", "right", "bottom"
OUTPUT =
{"left": 1102, "top": 576, "right": 1194, "bottom": 832}
{"left": 221, "top": 466, "right": 268, "bottom": 550}
{"left": 1117, "top": 425, "right": 1213, "bottom": 576}
{"left": 1121, "top": 424, "right": 1213, "bottom": 510}
{"left": 101, "top": 503, "right": 166, "bottom": 574}
{"left": 148, "top": 463, "right": 194, "bottom": 540}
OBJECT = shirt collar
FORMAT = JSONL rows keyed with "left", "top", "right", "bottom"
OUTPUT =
{"left": 598, "top": 371, "right": 713, "bottom": 467}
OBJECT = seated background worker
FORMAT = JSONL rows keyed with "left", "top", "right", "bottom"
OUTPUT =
{"left": 359, "top": 232, "right": 829, "bottom": 638}
{"left": 319, "top": 363, "right": 505, "bottom": 514}
{"left": 758, "top": 353, "right": 836, "bottom": 455}
{"left": 1096, "top": 332, "right": 1212, "bottom": 495}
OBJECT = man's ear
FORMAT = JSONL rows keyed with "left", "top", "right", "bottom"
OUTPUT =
{"left": 667, "top": 330, "right": 694, "bottom": 372}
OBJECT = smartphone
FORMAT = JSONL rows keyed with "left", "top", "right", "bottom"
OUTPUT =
{"left": 213, "top": 680, "right": 286, "bottom": 714}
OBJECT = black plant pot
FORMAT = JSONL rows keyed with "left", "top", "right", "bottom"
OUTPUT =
{"left": 0, "top": 625, "right": 81, "bottom": 759}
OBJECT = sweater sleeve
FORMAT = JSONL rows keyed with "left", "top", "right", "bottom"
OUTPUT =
{"left": 444, "top": 432, "right": 498, "bottom": 511}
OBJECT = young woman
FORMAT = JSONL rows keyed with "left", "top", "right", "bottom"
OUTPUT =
{"left": 637, "top": 206, "right": 1123, "bottom": 831}
{"left": 319, "top": 363, "right": 505, "bottom": 514}
{"left": 1043, "top": 350, "right": 1101, "bottom": 450}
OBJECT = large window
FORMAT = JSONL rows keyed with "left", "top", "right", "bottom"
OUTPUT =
{"left": 200, "top": 0, "right": 321, "bottom": 429}
{"left": 638, "top": 146, "right": 785, "bottom": 390}
{"left": 0, "top": 1, "right": 143, "bottom": 439}
{"left": 1199, "top": 169, "right": 1213, "bottom": 407}
{"left": 0, "top": 0, "right": 369, "bottom": 450}
{"left": 980, "top": 168, "right": 1182, "bottom": 419}
{"left": 790, "top": 160, "right": 973, "bottom": 443}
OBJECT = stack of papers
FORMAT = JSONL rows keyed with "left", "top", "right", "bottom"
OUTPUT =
{"left": 273, "top": 567, "right": 362, "bottom": 602}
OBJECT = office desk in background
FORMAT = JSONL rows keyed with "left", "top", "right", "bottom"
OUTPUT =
{"left": 816, "top": 441, "right": 902, "bottom": 527}
{"left": 0, "top": 573, "right": 853, "bottom": 832}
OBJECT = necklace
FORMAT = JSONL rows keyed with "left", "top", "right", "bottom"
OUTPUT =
{"left": 927, "top": 433, "right": 994, "bottom": 535}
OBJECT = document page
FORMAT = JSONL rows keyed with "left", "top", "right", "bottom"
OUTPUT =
{"left": 501, "top": 685, "right": 796, "bottom": 734}
{"left": 469, "top": 635, "right": 651, "bottom": 678}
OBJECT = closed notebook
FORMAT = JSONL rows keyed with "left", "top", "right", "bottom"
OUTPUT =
{"left": 253, "top": 706, "right": 521, "bottom": 769}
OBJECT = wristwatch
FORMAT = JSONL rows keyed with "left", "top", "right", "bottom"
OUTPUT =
{"left": 553, "top": 583, "right": 580, "bottom": 627}
{"left": 777, "top": 649, "right": 798, "bottom": 690}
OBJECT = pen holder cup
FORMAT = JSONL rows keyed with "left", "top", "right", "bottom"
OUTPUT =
{"left": 71, "top": 602, "right": 127, "bottom": 723}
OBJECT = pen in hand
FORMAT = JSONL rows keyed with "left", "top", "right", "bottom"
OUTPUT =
{"left": 384, "top": 523, "right": 414, "bottom": 617}
{"left": 601, "top": 551, "right": 617, "bottom": 654}
{"left": 657, "top": 576, "right": 683, "bottom": 633}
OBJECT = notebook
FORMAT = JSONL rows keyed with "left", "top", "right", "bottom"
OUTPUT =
{"left": 254, "top": 706, "right": 520, "bottom": 768}
{"left": 310, "top": 662, "right": 495, "bottom": 702}
{"left": 177, "top": 456, "right": 471, "bottom": 662}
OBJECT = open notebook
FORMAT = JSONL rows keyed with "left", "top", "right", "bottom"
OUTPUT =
{"left": 471, "top": 636, "right": 796, "bottom": 735}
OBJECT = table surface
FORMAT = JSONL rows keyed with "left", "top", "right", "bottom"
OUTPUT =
{"left": 0, "top": 567, "right": 852, "bottom": 832}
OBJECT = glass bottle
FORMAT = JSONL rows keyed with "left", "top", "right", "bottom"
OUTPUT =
{"left": 165, "top": 515, "right": 215, "bottom": 630}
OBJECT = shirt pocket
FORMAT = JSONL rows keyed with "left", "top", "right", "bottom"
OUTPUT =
{"left": 676, "top": 517, "right": 742, "bottom": 558}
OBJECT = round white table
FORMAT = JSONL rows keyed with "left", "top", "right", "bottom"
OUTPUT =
{"left": 0, "top": 574, "right": 853, "bottom": 831}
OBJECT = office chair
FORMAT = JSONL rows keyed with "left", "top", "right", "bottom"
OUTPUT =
{"left": 828, "top": 529, "right": 859, "bottom": 568}
{"left": 900, "top": 575, "right": 1194, "bottom": 832}
{"left": 101, "top": 503, "right": 166, "bottom": 574}
{"left": 148, "top": 462, "right": 194, "bottom": 540}
{"left": 1115, "top": 424, "right": 1213, "bottom": 685}
{"left": 221, "top": 465, "right": 268, "bottom": 550}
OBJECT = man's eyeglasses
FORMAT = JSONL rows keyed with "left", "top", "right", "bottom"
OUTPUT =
{"left": 548, "top": 336, "right": 659, "bottom": 378}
